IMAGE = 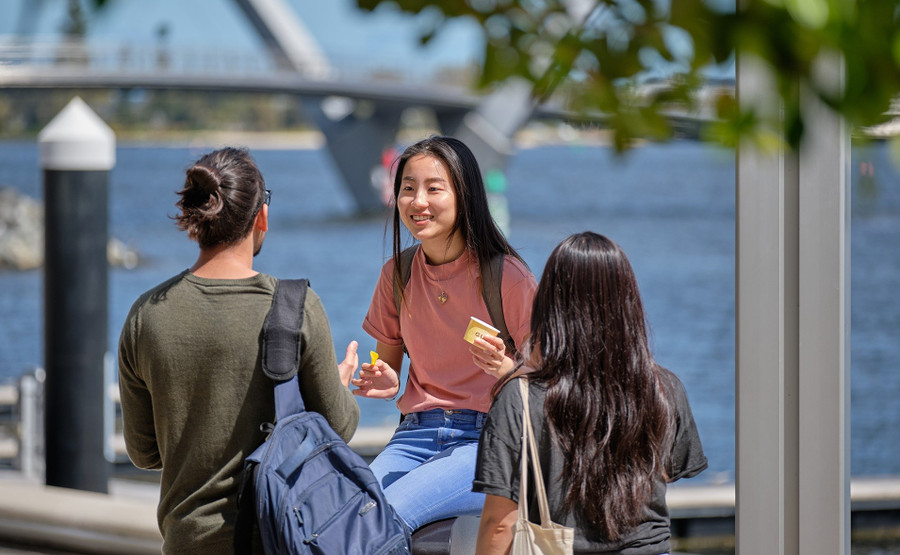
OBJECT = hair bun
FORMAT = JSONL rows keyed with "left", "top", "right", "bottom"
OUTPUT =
{"left": 186, "top": 164, "right": 222, "bottom": 195}
{"left": 174, "top": 147, "right": 263, "bottom": 249}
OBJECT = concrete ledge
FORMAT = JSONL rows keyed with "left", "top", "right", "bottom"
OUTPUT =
{"left": 667, "top": 483, "right": 736, "bottom": 519}
{"left": 851, "top": 477, "right": 900, "bottom": 511}
{"left": 0, "top": 471, "right": 898, "bottom": 554}
{"left": 348, "top": 425, "right": 395, "bottom": 458}
{"left": 667, "top": 476, "right": 900, "bottom": 518}
{"left": 0, "top": 480, "right": 162, "bottom": 554}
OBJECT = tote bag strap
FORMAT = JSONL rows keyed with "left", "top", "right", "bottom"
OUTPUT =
{"left": 518, "top": 378, "right": 554, "bottom": 527}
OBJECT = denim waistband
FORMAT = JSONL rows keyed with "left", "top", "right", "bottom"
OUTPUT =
{"left": 405, "top": 408, "right": 487, "bottom": 428}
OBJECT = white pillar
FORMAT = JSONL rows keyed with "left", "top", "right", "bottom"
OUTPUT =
{"left": 797, "top": 53, "right": 851, "bottom": 555}
{"left": 735, "top": 51, "right": 799, "bottom": 554}
{"left": 735, "top": 36, "right": 850, "bottom": 555}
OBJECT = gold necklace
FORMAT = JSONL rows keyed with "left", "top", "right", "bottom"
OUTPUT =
{"left": 434, "top": 259, "right": 450, "bottom": 305}
{"left": 436, "top": 263, "right": 449, "bottom": 304}
{"left": 427, "top": 245, "right": 462, "bottom": 305}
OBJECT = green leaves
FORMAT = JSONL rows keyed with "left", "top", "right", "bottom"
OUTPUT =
{"left": 356, "top": 0, "right": 900, "bottom": 151}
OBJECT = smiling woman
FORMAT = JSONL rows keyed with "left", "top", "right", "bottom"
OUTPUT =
{"left": 350, "top": 135, "right": 538, "bottom": 535}
{"left": 397, "top": 153, "right": 462, "bottom": 264}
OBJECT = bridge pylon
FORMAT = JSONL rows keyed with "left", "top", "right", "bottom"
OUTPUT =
{"left": 307, "top": 98, "right": 403, "bottom": 215}
{"left": 445, "top": 79, "right": 536, "bottom": 180}
{"left": 233, "top": 0, "right": 535, "bottom": 215}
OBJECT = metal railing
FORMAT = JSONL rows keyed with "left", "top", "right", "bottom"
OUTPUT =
{"left": 0, "top": 40, "right": 291, "bottom": 76}
{"left": 0, "top": 368, "right": 46, "bottom": 480}
{"left": 0, "top": 39, "right": 475, "bottom": 85}
{"left": 0, "top": 366, "right": 393, "bottom": 477}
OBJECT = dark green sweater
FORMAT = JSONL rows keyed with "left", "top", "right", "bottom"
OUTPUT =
{"left": 118, "top": 271, "right": 359, "bottom": 554}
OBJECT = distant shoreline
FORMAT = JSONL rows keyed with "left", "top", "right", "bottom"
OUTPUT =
{"left": 0, "top": 123, "right": 618, "bottom": 151}
{"left": 112, "top": 125, "right": 618, "bottom": 150}
{"left": 115, "top": 129, "right": 327, "bottom": 150}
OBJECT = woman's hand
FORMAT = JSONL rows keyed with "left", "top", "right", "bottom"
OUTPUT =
{"left": 352, "top": 359, "right": 401, "bottom": 399}
{"left": 351, "top": 342, "right": 403, "bottom": 400}
{"left": 470, "top": 334, "right": 514, "bottom": 380}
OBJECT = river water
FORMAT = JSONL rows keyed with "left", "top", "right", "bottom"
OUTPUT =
{"left": 1, "top": 138, "right": 898, "bottom": 484}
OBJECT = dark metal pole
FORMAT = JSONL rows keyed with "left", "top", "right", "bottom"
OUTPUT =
{"left": 39, "top": 97, "right": 115, "bottom": 493}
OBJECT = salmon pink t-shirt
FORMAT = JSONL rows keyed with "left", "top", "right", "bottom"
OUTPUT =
{"left": 363, "top": 247, "right": 536, "bottom": 415}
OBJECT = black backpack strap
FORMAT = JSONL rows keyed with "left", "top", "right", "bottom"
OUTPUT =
{"left": 480, "top": 254, "right": 516, "bottom": 355}
{"left": 392, "top": 245, "right": 418, "bottom": 356}
{"left": 390, "top": 247, "right": 417, "bottom": 422}
{"left": 263, "top": 279, "right": 308, "bottom": 381}
{"left": 262, "top": 279, "right": 309, "bottom": 420}
{"left": 392, "top": 245, "right": 419, "bottom": 321}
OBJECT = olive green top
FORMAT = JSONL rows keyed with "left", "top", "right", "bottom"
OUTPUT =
{"left": 118, "top": 271, "right": 359, "bottom": 554}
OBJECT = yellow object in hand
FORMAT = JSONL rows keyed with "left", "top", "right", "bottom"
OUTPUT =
{"left": 370, "top": 351, "right": 379, "bottom": 365}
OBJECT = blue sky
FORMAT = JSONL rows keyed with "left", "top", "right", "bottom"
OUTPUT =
{"left": 1, "top": 0, "right": 484, "bottom": 71}
{"left": 1, "top": 0, "right": 734, "bottom": 81}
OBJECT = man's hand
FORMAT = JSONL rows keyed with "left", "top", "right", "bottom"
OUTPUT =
{"left": 337, "top": 340, "right": 358, "bottom": 388}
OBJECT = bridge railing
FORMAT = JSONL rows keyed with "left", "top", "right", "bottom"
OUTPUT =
{"left": 0, "top": 40, "right": 477, "bottom": 86}
{"left": 0, "top": 40, "right": 289, "bottom": 76}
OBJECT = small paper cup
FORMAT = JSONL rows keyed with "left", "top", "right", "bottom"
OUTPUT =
{"left": 464, "top": 316, "right": 501, "bottom": 345}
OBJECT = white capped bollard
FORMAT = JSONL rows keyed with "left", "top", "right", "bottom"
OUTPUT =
{"left": 38, "top": 97, "right": 115, "bottom": 493}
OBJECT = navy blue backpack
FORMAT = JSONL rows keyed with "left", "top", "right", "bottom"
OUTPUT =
{"left": 241, "top": 279, "right": 410, "bottom": 554}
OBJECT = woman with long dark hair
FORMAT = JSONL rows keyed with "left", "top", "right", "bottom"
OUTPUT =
{"left": 474, "top": 232, "right": 707, "bottom": 553}
{"left": 352, "top": 136, "right": 538, "bottom": 532}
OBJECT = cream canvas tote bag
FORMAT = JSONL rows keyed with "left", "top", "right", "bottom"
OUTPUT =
{"left": 511, "top": 379, "right": 574, "bottom": 555}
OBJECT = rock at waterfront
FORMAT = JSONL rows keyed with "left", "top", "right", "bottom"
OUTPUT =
{"left": 0, "top": 187, "right": 139, "bottom": 271}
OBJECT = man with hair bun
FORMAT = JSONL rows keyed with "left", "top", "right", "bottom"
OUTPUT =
{"left": 117, "top": 147, "right": 360, "bottom": 554}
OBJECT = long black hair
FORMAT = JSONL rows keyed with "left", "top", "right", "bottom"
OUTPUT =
{"left": 390, "top": 136, "right": 524, "bottom": 298}
{"left": 173, "top": 147, "right": 266, "bottom": 249}
{"left": 498, "top": 231, "right": 675, "bottom": 541}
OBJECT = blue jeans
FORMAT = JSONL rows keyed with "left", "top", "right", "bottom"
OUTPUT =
{"left": 369, "top": 408, "right": 487, "bottom": 532}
